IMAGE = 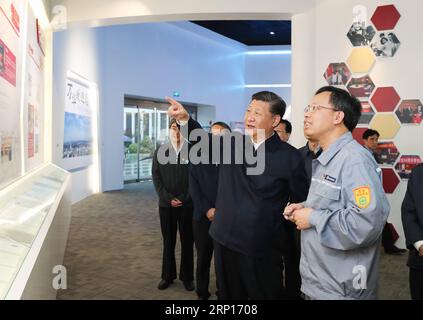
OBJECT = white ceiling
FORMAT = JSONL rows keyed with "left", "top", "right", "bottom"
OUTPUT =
{"left": 48, "top": 0, "right": 318, "bottom": 29}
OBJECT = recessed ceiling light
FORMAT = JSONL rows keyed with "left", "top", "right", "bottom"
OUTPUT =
{"left": 270, "top": 32, "right": 275, "bottom": 35}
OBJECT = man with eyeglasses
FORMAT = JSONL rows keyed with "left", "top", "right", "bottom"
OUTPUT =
{"left": 284, "top": 86, "right": 390, "bottom": 300}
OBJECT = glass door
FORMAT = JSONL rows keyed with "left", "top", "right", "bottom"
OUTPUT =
{"left": 123, "top": 106, "right": 170, "bottom": 183}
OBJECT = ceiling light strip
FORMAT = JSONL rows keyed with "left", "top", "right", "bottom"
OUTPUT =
{"left": 245, "top": 84, "right": 292, "bottom": 88}
{"left": 246, "top": 50, "right": 291, "bottom": 55}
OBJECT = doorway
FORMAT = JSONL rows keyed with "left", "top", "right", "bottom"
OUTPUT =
{"left": 123, "top": 96, "right": 198, "bottom": 183}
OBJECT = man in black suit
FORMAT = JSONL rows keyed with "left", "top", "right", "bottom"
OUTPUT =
{"left": 189, "top": 121, "right": 231, "bottom": 300}
{"left": 362, "top": 129, "right": 407, "bottom": 255}
{"left": 279, "top": 139, "right": 321, "bottom": 300}
{"left": 402, "top": 163, "right": 423, "bottom": 300}
{"left": 152, "top": 119, "right": 194, "bottom": 292}
{"left": 167, "top": 92, "right": 309, "bottom": 300}
{"left": 274, "top": 119, "right": 292, "bottom": 143}
{"left": 298, "top": 140, "right": 321, "bottom": 183}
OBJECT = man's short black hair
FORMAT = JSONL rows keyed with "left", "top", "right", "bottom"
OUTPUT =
{"left": 252, "top": 91, "right": 286, "bottom": 125}
{"left": 211, "top": 121, "right": 232, "bottom": 132}
{"left": 362, "top": 129, "right": 380, "bottom": 140}
{"left": 280, "top": 119, "right": 292, "bottom": 134}
{"left": 315, "top": 86, "right": 362, "bottom": 132}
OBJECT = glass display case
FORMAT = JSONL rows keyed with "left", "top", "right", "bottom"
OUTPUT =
{"left": 0, "top": 164, "right": 69, "bottom": 299}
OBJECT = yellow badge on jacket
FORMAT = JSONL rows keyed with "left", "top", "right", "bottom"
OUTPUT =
{"left": 353, "top": 186, "right": 371, "bottom": 209}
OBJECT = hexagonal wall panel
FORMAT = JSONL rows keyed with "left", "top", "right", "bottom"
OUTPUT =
{"left": 371, "top": 5, "right": 401, "bottom": 31}
{"left": 382, "top": 168, "right": 400, "bottom": 194}
{"left": 358, "top": 101, "right": 376, "bottom": 126}
{"left": 347, "top": 22, "right": 376, "bottom": 46}
{"left": 377, "top": 141, "right": 400, "bottom": 166}
{"left": 370, "top": 114, "right": 401, "bottom": 140}
{"left": 396, "top": 100, "right": 423, "bottom": 125}
{"left": 395, "top": 156, "right": 422, "bottom": 180}
{"left": 370, "top": 32, "right": 401, "bottom": 58}
{"left": 371, "top": 87, "right": 401, "bottom": 112}
{"left": 324, "top": 63, "right": 352, "bottom": 86}
{"left": 347, "top": 47, "right": 376, "bottom": 73}
{"left": 352, "top": 127, "right": 368, "bottom": 144}
{"left": 347, "top": 75, "right": 375, "bottom": 99}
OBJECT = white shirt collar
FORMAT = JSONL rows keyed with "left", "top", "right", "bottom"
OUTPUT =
{"left": 251, "top": 132, "right": 275, "bottom": 150}
{"left": 171, "top": 140, "right": 185, "bottom": 155}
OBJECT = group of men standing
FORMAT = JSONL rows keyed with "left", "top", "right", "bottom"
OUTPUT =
{"left": 151, "top": 86, "right": 423, "bottom": 300}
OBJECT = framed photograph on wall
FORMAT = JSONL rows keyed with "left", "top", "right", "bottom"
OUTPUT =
{"left": 62, "top": 71, "right": 98, "bottom": 171}
{"left": 395, "top": 155, "right": 422, "bottom": 180}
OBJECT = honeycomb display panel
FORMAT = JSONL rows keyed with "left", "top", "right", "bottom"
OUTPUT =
{"left": 0, "top": 164, "right": 69, "bottom": 299}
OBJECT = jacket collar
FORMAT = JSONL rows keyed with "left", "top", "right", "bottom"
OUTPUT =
{"left": 317, "top": 132, "right": 353, "bottom": 166}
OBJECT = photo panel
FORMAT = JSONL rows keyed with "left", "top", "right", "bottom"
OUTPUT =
{"left": 324, "top": 63, "right": 352, "bottom": 86}
{"left": 370, "top": 31, "right": 401, "bottom": 58}
{"left": 377, "top": 141, "right": 400, "bottom": 166}
{"left": 347, "top": 75, "right": 375, "bottom": 99}
{"left": 395, "top": 155, "right": 422, "bottom": 180}
{"left": 357, "top": 100, "right": 376, "bottom": 126}
{"left": 395, "top": 100, "right": 422, "bottom": 125}
{"left": 347, "top": 21, "right": 376, "bottom": 47}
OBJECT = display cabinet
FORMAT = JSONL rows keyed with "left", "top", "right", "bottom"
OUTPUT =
{"left": 0, "top": 164, "right": 70, "bottom": 299}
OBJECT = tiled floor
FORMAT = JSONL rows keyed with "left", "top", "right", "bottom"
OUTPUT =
{"left": 57, "top": 182, "right": 410, "bottom": 300}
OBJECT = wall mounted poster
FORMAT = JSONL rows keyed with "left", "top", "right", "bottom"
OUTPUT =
{"left": 62, "top": 75, "right": 93, "bottom": 171}
{"left": 24, "top": 3, "right": 44, "bottom": 171}
{"left": 0, "top": 0, "right": 23, "bottom": 188}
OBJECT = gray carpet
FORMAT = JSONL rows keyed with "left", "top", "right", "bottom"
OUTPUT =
{"left": 57, "top": 181, "right": 410, "bottom": 300}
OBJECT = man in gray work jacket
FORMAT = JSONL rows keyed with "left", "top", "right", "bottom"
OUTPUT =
{"left": 285, "top": 86, "right": 390, "bottom": 300}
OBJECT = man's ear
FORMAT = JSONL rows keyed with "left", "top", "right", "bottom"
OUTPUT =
{"left": 334, "top": 111, "right": 345, "bottom": 125}
{"left": 272, "top": 115, "right": 282, "bottom": 128}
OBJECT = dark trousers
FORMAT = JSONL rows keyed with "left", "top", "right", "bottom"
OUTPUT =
{"left": 159, "top": 206, "right": 194, "bottom": 282}
{"left": 193, "top": 220, "right": 215, "bottom": 299}
{"left": 382, "top": 223, "right": 394, "bottom": 250}
{"left": 283, "top": 222, "right": 302, "bottom": 300}
{"left": 410, "top": 268, "right": 423, "bottom": 300}
{"left": 213, "top": 241, "right": 284, "bottom": 300}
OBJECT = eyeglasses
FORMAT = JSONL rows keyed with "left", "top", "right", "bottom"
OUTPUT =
{"left": 304, "top": 105, "right": 340, "bottom": 113}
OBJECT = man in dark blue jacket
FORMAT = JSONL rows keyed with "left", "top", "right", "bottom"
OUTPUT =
{"left": 167, "top": 92, "right": 309, "bottom": 300}
{"left": 402, "top": 163, "right": 423, "bottom": 300}
{"left": 189, "top": 122, "right": 231, "bottom": 300}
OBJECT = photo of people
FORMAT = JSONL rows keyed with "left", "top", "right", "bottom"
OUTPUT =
{"left": 0, "top": 42, "right": 5, "bottom": 73}
{"left": 395, "top": 155, "right": 422, "bottom": 180}
{"left": 346, "top": 75, "right": 375, "bottom": 98}
{"left": 358, "top": 101, "right": 375, "bottom": 125}
{"left": 396, "top": 99, "right": 422, "bottom": 125}
{"left": 324, "top": 63, "right": 352, "bottom": 86}
{"left": 63, "top": 112, "right": 93, "bottom": 159}
{"left": 347, "top": 21, "right": 376, "bottom": 46}
{"left": 377, "top": 141, "right": 400, "bottom": 166}
{"left": 1, "top": 137, "right": 13, "bottom": 163}
{"left": 370, "top": 32, "right": 401, "bottom": 58}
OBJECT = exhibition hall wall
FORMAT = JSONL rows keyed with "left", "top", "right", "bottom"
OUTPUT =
{"left": 3, "top": 0, "right": 420, "bottom": 261}
{"left": 291, "top": 0, "right": 423, "bottom": 248}
{"left": 0, "top": 0, "right": 47, "bottom": 190}
{"left": 53, "top": 21, "right": 292, "bottom": 199}
{"left": 244, "top": 45, "right": 292, "bottom": 118}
